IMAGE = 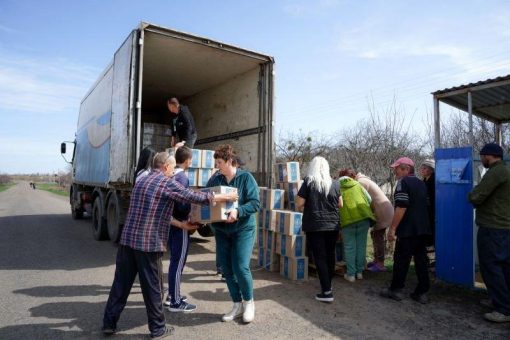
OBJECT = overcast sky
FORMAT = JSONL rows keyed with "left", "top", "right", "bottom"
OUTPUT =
{"left": 1, "top": 0, "right": 509, "bottom": 174}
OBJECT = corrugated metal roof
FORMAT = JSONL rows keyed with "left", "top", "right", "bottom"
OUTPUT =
{"left": 432, "top": 74, "right": 510, "bottom": 95}
{"left": 432, "top": 74, "right": 510, "bottom": 123}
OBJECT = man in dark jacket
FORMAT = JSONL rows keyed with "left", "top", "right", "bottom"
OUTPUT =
{"left": 469, "top": 143, "right": 510, "bottom": 323}
{"left": 380, "top": 157, "right": 431, "bottom": 304}
{"left": 420, "top": 159, "right": 436, "bottom": 267}
{"left": 167, "top": 97, "right": 198, "bottom": 148}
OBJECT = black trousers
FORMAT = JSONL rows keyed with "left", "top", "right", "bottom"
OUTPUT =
{"left": 478, "top": 227, "right": 510, "bottom": 316}
{"left": 307, "top": 230, "right": 339, "bottom": 293}
{"left": 390, "top": 236, "right": 430, "bottom": 295}
{"left": 103, "top": 245, "right": 166, "bottom": 337}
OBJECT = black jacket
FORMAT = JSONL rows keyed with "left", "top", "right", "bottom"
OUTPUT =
{"left": 170, "top": 105, "right": 197, "bottom": 142}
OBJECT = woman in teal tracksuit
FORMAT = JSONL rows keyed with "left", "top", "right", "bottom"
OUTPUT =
{"left": 207, "top": 144, "right": 260, "bottom": 324}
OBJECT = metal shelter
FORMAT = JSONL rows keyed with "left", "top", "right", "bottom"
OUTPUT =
{"left": 432, "top": 74, "right": 510, "bottom": 147}
{"left": 431, "top": 75, "right": 510, "bottom": 288}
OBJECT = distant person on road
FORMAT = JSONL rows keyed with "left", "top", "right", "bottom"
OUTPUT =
{"left": 207, "top": 144, "right": 260, "bottom": 323}
{"left": 167, "top": 97, "right": 197, "bottom": 148}
{"left": 164, "top": 146, "right": 199, "bottom": 313}
{"left": 102, "top": 151, "right": 238, "bottom": 338}
{"left": 468, "top": 143, "right": 510, "bottom": 323}
{"left": 343, "top": 169, "right": 394, "bottom": 273}
{"left": 420, "top": 159, "right": 436, "bottom": 268}
{"left": 338, "top": 169, "right": 375, "bottom": 282}
{"left": 297, "top": 157, "right": 342, "bottom": 302}
{"left": 134, "top": 147, "right": 156, "bottom": 183}
{"left": 380, "top": 157, "right": 431, "bottom": 304}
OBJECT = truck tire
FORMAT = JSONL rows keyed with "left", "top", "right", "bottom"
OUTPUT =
{"left": 106, "top": 192, "right": 123, "bottom": 243}
{"left": 92, "top": 196, "right": 108, "bottom": 240}
{"left": 197, "top": 224, "right": 214, "bottom": 237}
{"left": 70, "top": 187, "right": 84, "bottom": 219}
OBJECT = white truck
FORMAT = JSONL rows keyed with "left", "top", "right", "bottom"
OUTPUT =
{"left": 61, "top": 22, "right": 275, "bottom": 242}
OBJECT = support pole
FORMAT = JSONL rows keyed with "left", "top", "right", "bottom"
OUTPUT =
{"left": 468, "top": 92, "right": 474, "bottom": 146}
{"left": 434, "top": 96, "right": 440, "bottom": 148}
{"left": 495, "top": 123, "right": 502, "bottom": 144}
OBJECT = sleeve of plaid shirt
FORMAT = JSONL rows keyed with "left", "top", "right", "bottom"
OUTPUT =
{"left": 164, "top": 178, "right": 213, "bottom": 204}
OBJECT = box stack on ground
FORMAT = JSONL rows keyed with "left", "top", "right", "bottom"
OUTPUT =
{"left": 256, "top": 162, "right": 308, "bottom": 281}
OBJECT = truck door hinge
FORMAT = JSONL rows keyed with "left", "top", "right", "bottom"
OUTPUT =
{"left": 136, "top": 101, "right": 141, "bottom": 109}
{"left": 138, "top": 38, "right": 144, "bottom": 45}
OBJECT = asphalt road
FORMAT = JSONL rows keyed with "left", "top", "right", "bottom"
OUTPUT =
{"left": 0, "top": 182, "right": 509, "bottom": 339}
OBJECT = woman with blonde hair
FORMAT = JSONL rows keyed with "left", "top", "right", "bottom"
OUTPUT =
{"left": 297, "top": 156, "right": 343, "bottom": 303}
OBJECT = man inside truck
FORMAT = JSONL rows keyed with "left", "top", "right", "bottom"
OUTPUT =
{"left": 167, "top": 97, "right": 198, "bottom": 148}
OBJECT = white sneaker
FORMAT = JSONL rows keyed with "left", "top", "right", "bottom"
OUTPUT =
{"left": 356, "top": 273, "right": 363, "bottom": 280}
{"left": 344, "top": 274, "right": 355, "bottom": 283}
{"left": 222, "top": 302, "right": 243, "bottom": 322}
{"left": 243, "top": 299, "right": 255, "bottom": 323}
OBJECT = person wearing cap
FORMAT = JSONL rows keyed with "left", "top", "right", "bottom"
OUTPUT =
{"left": 468, "top": 143, "right": 510, "bottom": 323}
{"left": 420, "top": 159, "right": 436, "bottom": 268}
{"left": 167, "top": 97, "right": 198, "bottom": 148}
{"left": 380, "top": 157, "right": 431, "bottom": 304}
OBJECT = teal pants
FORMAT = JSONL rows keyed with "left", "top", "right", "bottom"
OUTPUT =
{"left": 214, "top": 224, "right": 255, "bottom": 302}
{"left": 341, "top": 219, "right": 370, "bottom": 276}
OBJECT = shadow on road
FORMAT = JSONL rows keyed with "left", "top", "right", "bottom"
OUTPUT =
{"left": 0, "top": 214, "right": 117, "bottom": 271}
{"left": 2, "top": 284, "right": 148, "bottom": 339}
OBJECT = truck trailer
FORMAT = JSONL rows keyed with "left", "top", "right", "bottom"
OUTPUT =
{"left": 61, "top": 22, "right": 275, "bottom": 242}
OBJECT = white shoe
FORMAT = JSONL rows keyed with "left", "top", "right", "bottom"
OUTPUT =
{"left": 344, "top": 274, "right": 355, "bottom": 283}
{"left": 222, "top": 302, "right": 243, "bottom": 322}
{"left": 356, "top": 273, "right": 363, "bottom": 280}
{"left": 243, "top": 299, "right": 255, "bottom": 323}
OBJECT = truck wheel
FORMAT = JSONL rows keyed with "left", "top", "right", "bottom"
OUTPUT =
{"left": 197, "top": 224, "right": 214, "bottom": 237}
{"left": 92, "top": 196, "right": 108, "bottom": 240}
{"left": 70, "top": 187, "right": 83, "bottom": 219}
{"left": 106, "top": 193, "right": 123, "bottom": 243}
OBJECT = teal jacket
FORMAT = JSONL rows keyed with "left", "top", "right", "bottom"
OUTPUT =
{"left": 469, "top": 160, "right": 510, "bottom": 229}
{"left": 339, "top": 176, "right": 375, "bottom": 227}
{"left": 207, "top": 169, "right": 260, "bottom": 230}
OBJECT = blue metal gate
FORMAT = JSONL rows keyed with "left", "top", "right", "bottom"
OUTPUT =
{"left": 435, "top": 147, "right": 474, "bottom": 287}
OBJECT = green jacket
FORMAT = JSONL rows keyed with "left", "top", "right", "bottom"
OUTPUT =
{"left": 207, "top": 169, "right": 260, "bottom": 231}
{"left": 469, "top": 160, "right": 510, "bottom": 229}
{"left": 339, "top": 177, "right": 375, "bottom": 227}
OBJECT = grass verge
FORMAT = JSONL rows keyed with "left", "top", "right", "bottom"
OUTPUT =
{"left": 36, "top": 182, "right": 69, "bottom": 197}
{"left": 0, "top": 182, "right": 16, "bottom": 192}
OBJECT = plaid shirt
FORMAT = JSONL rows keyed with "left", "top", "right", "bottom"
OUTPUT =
{"left": 120, "top": 169, "right": 212, "bottom": 252}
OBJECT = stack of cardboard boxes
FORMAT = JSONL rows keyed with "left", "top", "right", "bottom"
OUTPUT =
{"left": 142, "top": 122, "right": 172, "bottom": 152}
{"left": 184, "top": 149, "right": 217, "bottom": 188}
{"left": 256, "top": 162, "right": 308, "bottom": 281}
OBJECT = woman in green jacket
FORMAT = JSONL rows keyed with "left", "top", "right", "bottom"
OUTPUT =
{"left": 207, "top": 144, "right": 260, "bottom": 323}
{"left": 338, "top": 169, "right": 375, "bottom": 282}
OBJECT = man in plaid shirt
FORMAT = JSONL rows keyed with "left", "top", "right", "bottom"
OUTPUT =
{"left": 103, "top": 151, "right": 237, "bottom": 338}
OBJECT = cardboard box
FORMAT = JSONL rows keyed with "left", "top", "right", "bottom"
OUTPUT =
{"left": 257, "top": 227, "right": 264, "bottom": 247}
{"left": 190, "top": 186, "right": 238, "bottom": 223}
{"left": 263, "top": 209, "right": 280, "bottom": 231}
{"left": 197, "top": 168, "right": 216, "bottom": 187}
{"left": 278, "top": 234, "right": 306, "bottom": 258}
{"left": 264, "top": 248, "right": 280, "bottom": 272}
{"left": 185, "top": 168, "right": 199, "bottom": 187}
{"left": 201, "top": 150, "right": 215, "bottom": 169}
{"left": 280, "top": 256, "right": 308, "bottom": 280}
{"left": 257, "top": 247, "right": 264, "bottom": 267}
{"left": 276, "top": 181, "right": 304, "bottom": 211}
{"left": 260, "top": 188, "right": 285, "bottom": 210}
{"left": 275, "top": 232, "right": 282, "bottom": 255}
{"left": 264, "top": 230, "right": 276, "bottom": 250}
{"left": 277, "top": 211, "right": 303, "bottom": 235}
{"left": 191, "top": 149, "right": 202, "bottom": 168}
{"left": 276, "top": 162, "right": 300, "bottom": 183}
